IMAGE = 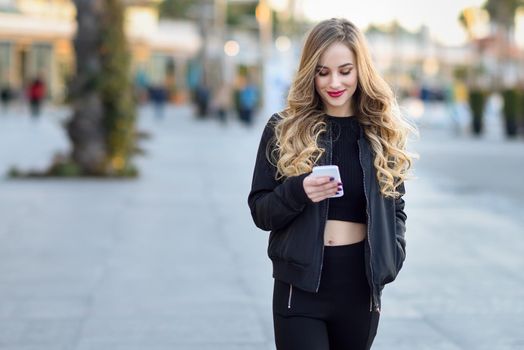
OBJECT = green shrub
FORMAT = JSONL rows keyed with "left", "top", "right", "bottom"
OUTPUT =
{"left": 468, "top": 89, "right": 486, "bottom": 136}
{"left": 501, "top": 88, "right": 521, "bottom": 138}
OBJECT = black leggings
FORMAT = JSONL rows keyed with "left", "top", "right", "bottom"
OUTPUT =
{"left": 272, "top": 240, "right": 380, "bottom": 350}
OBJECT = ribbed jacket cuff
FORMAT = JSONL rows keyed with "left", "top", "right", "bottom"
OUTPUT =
{"left": 283, "top": 172, "right": 311, "bottom": 205}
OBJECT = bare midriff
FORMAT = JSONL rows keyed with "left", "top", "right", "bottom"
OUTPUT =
{"left": 323, "top": 220, "right": 366, "bottom": 246}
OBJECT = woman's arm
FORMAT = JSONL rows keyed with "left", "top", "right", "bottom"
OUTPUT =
{"left": 247, "top": 115, "right": 311, "bottom": 231}
{"left": 394, "top": 181, "right": 407, "bottom": 273}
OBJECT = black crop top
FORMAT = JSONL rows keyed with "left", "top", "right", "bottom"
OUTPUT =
{"left": 325, "top": 115, "right": 367, "bottom": 224}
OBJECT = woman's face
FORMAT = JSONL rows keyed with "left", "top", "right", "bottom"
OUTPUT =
{"left": 314, "top": 42, "right": 358, "bottom": 116}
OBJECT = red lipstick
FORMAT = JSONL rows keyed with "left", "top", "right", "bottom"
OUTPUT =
{"left": 327, "top": 90, "right": 345, "bottom": 98}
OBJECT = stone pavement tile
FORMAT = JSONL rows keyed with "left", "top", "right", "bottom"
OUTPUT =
{"left": 91, "top": 277, "right": 244, "bottom": 302}
{"left": 75, "top": 344, "right": 272, "bottom": 350}
{"left": 377, "top": 295, "right": 423, "bottom": 319}
{"left": 0, "top": 220, "right": 9, "bottom": 238}
{"left": 0, "top": 256, "right": 102, "bottom": 285}
{"left": 424, "top": 315, "right": 524, "bottom": 350}
{"left": 0, "top": 296, "right": 88, "bottom": 319}
{"left": 372, "top": 318, "right": 463, "bottom": 350}
{"left": 0, "top": 280, "right": 98, "bottom": 299}
{"left": 388, "top": 267, "right": 524, "bottom": 315}
{"left": 89, "top": 299, "right": 257, "bottom": 319}
{"left": 0, "top": 319, "right": 81, "bottom": 347}
{"left": 0, "top": 300, "right": 16, "bottom": 318}
{"left": 0, "top": 347, "right": 67, "bottom": 350}
{"left": 75, "top": 310, "right": 267, "bottom": 347}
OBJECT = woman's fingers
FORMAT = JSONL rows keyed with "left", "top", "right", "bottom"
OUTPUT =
{"left": 309, "top": 187, "right": 339, "bottom": 202}
{"left": 305, "top": 175, "right": 336, "bottom": 190}
{"left": 303, "top": 175, "right": 341, "bottom": 202}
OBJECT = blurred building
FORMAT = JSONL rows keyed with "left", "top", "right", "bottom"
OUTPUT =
{"left": 0, "top": 0, "right": 201, "bottom": 103}
{"left": 365, "top": 23, "right": 473, "bottom": 98}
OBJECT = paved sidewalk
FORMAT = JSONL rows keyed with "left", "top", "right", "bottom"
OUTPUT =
{"left": 0, "top": 105, "right": 523, "bottom": 349}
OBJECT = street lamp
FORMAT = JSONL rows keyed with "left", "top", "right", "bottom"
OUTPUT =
{"left": 275, "top": 35, "right": 291, "bottom": 52}
{"left": 256, "top": 0, "right": 272, "bottom": 60}
{"left": 224, "top": 40, "right": 240, "bottom": 57}
{"left": 256, "top": 0, "right": 273, "bottom": 109}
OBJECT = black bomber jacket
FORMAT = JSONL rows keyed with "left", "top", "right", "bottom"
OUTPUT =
{"left": 247, "top": 113, "right": 407, "bottom": 312}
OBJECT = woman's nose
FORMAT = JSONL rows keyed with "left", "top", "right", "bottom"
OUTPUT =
{"left": 329, "top": 73, "right": 342, "bottom": 88}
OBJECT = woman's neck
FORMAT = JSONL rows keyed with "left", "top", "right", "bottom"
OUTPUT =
{"left": 325, "top": 104, "right": 353, "bottom": 117}
{"left": 325, "top": 109, "right": 354, "bottom": 117}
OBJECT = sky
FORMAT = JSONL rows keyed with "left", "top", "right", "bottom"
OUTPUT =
{"left": 300, "top": 0, "right": 487, "bottom": 46}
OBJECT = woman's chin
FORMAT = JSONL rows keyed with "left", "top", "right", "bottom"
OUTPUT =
{"left": 326, "top": 100, "right": 350, "bottom": 109}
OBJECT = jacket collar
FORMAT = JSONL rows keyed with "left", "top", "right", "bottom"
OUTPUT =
{"left": 320, "top": 119, "right": 373, "bottom": 170}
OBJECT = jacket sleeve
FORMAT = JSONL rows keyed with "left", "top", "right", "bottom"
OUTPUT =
{"left": 247, "top": 115, "right": 312, "bottom": 231}
{"left": 394, "top": 181, "right": 407, "bottom": 274}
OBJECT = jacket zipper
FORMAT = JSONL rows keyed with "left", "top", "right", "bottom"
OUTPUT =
{"left": 315, "top": 201, "right": 328, "bottom": 292}
{"left": 358, "top": 138, "right": 380, "bottom": 313}
{"left": 315, "top": 124, "right": 332, "bottom": 293}
{"left": 288, "top": 284, "right": 293, "bottom": 309}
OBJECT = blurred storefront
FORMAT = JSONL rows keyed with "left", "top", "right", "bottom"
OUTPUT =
{"left": 0, "top": 0, "right": 201, "bottom": 103}
{"left": 365, "top": 24, "right": 474, "bottom": 99}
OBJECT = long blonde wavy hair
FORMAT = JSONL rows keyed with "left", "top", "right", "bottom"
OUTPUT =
{"left": 271, "top": 18, "right": 417, "bottom": 198}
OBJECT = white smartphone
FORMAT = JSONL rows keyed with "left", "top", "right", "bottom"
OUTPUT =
{"left": 311, "top": 165, "right": 343, "bottom": 198}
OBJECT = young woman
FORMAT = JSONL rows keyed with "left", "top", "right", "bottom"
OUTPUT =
{"left": 248, "top": 18, "right": 416, "bottom": 350}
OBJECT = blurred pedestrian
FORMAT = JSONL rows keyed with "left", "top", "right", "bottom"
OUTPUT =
{"left": 445, "top": 79, "right": 469, "bottom": 135}
{"left": 454, "top": 81, "right": 469, "bottom": 121}
{"left": 134, "top": 68, "right": 149, "bottom": 104}
{"left": 194, "top": 82, "right": 210, "bottom": 119}
{"left": 420, "top": 83, "right": 431, "bottom": 103}
{"left": 237, "top": 79, "right": 258, "bottom": 126}
{"left": 148, "top": 84, "right": 168, "bottom": 120}
{"left": 247, "top": 18, "right": 416, "bottom": 350}
{"left": 27, "top": 76, "right": 46, "bottom": 118}
{"left": 212, "top": 84, "right": 232, "bottom": 125}
{"left": 1, "top": 84, "right": 12, "bottom": 113}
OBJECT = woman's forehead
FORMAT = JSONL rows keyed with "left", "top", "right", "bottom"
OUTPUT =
{"left": 317, "top": 43, "right": 355, "bottom": 68}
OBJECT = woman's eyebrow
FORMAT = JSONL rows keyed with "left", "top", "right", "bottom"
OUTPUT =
{"left": 315, "top": 63, "right": 354, "bottom": 69}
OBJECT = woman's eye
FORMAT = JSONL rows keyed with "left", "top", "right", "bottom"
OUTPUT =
{"left": 317, "top": 69, "right": 351, "bottom": 77}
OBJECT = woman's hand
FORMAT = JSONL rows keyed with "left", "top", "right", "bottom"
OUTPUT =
{"left": 303, "top": 175, "right": 342, "bottom": 203}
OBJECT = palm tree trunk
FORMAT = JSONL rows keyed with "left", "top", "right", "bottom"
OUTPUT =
{"left": 66, "top": 0, "right": 107, "bottom": 174}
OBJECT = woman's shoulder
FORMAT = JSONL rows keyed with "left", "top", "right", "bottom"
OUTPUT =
{"left": 261, "top": 112, "right": 285, "bottom": 133}
{"left": 258, "top": 112, "right": 284, "bottom": 144}
{"left": 267, "top": 111, "right": 284, "bottom": 125}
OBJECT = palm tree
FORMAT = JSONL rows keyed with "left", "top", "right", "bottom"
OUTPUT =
{"left": 483, "top": 0, "right": 523, "bottom": 87}
{"left": 484, "top": 0, "right": 524, "bottom": 137}
{"left": 158, "top": 0, "right": 193, "bottom": 19}
{"left": 484, "top": 0, "right": 522, "bottom": 32}
{"left": 65, "top": 0, "right": 137, "bottom": 176}
{"left": 66, "top": 0, "right": 106, "bottom": 175}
